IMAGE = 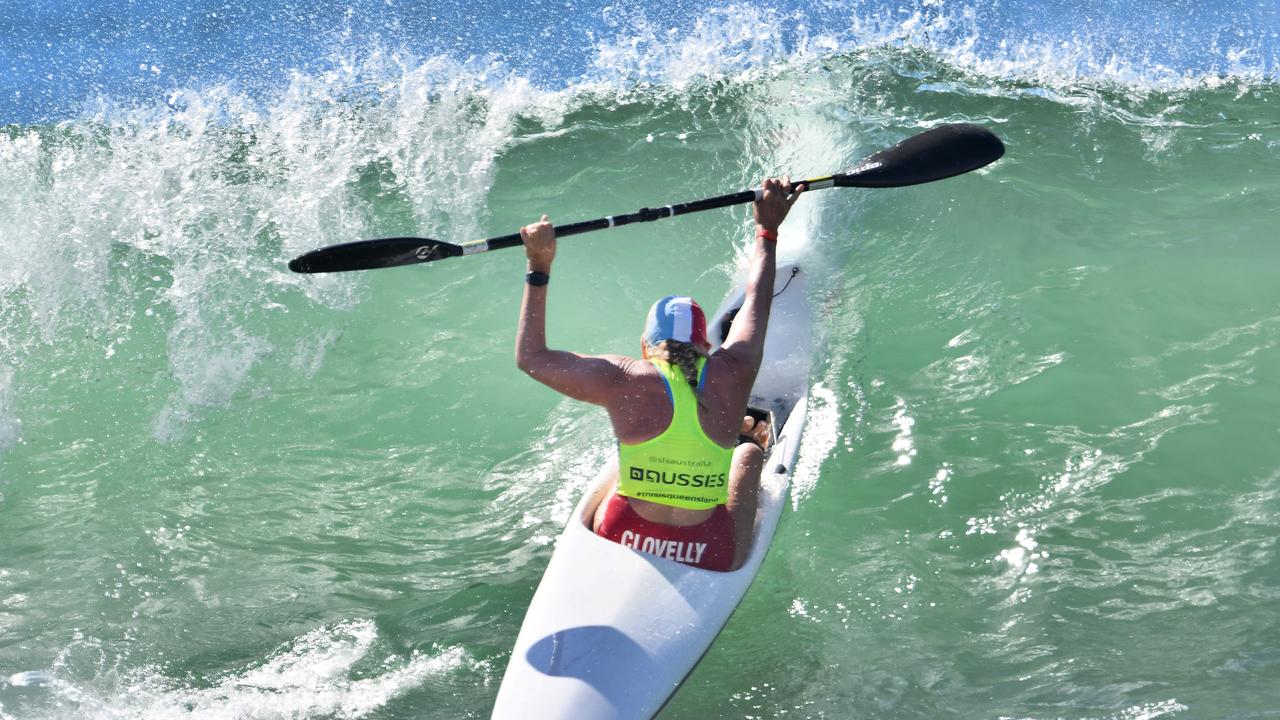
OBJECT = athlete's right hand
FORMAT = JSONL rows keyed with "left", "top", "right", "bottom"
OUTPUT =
{"left": 521, "top": 214, "right": 556, "bottom": 271}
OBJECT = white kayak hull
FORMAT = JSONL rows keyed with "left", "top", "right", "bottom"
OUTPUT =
{"left": 492, "top": 263, "right": 812, "bottom": 720}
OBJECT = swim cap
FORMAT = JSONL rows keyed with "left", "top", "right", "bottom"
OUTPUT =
{"left": 642, "top": 295, "right": 709, "bottom": 351}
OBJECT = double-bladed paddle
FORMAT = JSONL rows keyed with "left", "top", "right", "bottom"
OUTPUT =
{"left": 287, "top": 123, "right": 1004, "bottom": 274}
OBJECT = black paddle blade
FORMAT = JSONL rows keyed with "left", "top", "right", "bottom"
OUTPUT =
{"left": 836, "top": 124, "right": 1005, "bottom": 188}
{"left": 287, "top": 237, "right": 463, "bottom": 273}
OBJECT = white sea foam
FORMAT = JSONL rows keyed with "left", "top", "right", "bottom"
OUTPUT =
{"left": 585, "top": 1, "right": 1276, "bottom": 96}
{"left": 0, "top": 365, "right": 20, "bottom": 451}
{"left": 2, "top": 620, "right": 473, "bottom": 720}
{"left": 0, "top": 49, "right": 569, "bottom": 442}
{"left": 790, "top": 380, "right": 842, "bottom": 508}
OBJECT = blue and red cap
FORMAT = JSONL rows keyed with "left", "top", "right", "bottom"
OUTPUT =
{"left": 642, "top": 295, "right": 710, "bottom": 352}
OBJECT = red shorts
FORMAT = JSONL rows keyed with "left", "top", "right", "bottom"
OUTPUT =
{"left": 595, "top": 493, "right": 736, "bottom": 572}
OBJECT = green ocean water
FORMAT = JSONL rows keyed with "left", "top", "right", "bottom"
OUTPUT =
{"left": 2, "top": 41, "right": 1279, "bottom": 719}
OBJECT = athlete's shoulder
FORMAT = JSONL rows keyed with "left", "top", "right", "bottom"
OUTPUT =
{"left": 702, "top": 347, "right": 756, "bottom": 397}
{"left": 706, "top": 345, "right": 755, "bottom": 374}
{"left": 592, "top": 354, "right": 655, "bottom": 382}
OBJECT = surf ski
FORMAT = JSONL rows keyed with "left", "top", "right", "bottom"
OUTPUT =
{"left": 492, "top": 261, "right": 812, "bottom": 719}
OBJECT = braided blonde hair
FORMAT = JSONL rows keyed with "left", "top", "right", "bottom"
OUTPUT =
{"left": 647, "top": 340, "right": 707, "bottom": 389}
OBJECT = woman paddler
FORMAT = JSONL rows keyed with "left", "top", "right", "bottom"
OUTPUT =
{"left": 515, "top": 177, "right": 805, "bottom": 571}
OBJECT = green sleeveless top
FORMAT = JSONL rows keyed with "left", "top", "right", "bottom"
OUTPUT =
{"left": 616, "top": 358, "right": 735, "bottom": 510}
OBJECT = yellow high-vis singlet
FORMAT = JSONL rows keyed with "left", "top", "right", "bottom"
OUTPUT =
{"left": 616, "top": 358, "right": 735, "bottom": 510}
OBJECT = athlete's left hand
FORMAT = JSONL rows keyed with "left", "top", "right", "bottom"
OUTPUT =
{"left": 521, "top": 214, "right": 556, "bottom": 272}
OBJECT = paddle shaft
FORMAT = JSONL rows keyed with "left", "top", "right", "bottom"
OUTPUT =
{"left": 455, "top": 184, "right": 825, "bottom": 257}
{"left": 287, "top": 123, "right": 1004, "bottom": 272}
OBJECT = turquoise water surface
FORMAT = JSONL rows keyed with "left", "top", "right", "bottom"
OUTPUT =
{"left": 2, "top": 1, "right": 1279, "bottom": 717}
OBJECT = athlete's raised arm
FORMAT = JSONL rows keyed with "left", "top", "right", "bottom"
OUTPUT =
{"left": 515, "top": 215, "right": 628, "bottom": 405}
{"left": 717, "top": 177, "right": 805, "bottom": 385}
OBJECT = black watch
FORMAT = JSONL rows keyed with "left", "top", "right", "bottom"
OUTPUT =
{"left": 525, "top": 270, "right": 550, "bottom": 286}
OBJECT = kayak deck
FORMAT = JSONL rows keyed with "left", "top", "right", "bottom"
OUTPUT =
{"left": 492, "top": 263, "right": 812, "bottom": 720}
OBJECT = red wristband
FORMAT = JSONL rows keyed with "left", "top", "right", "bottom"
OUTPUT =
{"left": 755, "top": 227, "right": 778, "bottom": 242}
